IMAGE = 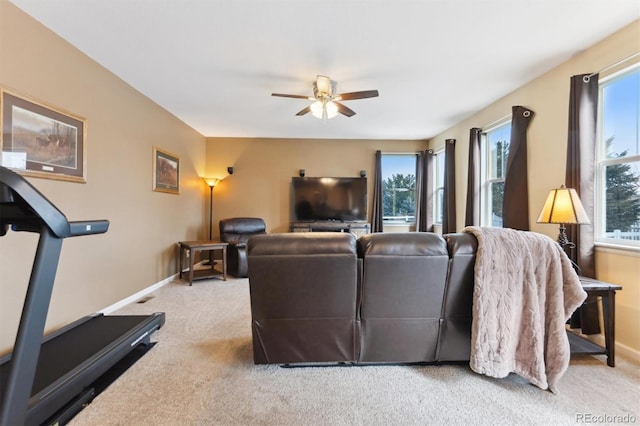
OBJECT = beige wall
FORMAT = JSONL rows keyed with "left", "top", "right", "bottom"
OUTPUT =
{"left": 0, "top": 2, "right": 207, "bottom": 352}
{"left": 204, "top": 137, "right": 426, "bottom": 235}
{"left": 428, "top": 20, "right": 640, "bottom": 358}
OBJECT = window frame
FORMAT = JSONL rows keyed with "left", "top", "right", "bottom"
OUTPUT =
{"left": 595, "top": 63, "right": 640, "bottom": 250}
{"left": 433, "top": 149, "right": 445, "bottom": 225}
{"left": 480, "top": 120, "right": 511, "bottom": 227}
{"left": 380, "top": 152, "right": 418, "bottom": 225}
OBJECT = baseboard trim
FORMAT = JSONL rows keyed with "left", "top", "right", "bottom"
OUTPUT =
{"left": 582, "top": 334, "right": 640, "bottom": 364}
{"left": 99, "top": 273, "right": 177, "bottom": 315}
{"left": 617, "top": 341, "right": 640, "bottom": 363}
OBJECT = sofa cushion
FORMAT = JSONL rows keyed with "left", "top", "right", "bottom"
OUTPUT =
{"left": 248, "top": 232, "right": 356, "bottom": 256}
{"left": 357, "top": 232, "right": 448, "bottom": 257}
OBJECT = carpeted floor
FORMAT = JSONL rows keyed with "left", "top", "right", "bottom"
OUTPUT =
{"left": 69, "top": 278, "right": 640, "bottom": 426}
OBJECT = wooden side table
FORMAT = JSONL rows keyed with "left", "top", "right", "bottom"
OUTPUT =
{"left": 178, "top": 240, "right": 228, "bottom": 286}
{"left": 568, "top": 276, "right": 622, "bottom": 367}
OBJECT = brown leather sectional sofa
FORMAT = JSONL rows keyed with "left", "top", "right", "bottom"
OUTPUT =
{"left": 247, "top": 231, "right": 477, "bottom": 365}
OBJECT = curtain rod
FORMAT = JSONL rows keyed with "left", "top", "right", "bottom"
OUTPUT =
{"left": 584, "top": 51, "right": 640, "bottom": 82}
{"left": 380, "top": 151, "right": 422, "bottom": 155}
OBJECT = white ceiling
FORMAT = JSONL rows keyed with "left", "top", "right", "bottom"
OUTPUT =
{"left": 9, "top": 0, "right": 640, "bottom": 140}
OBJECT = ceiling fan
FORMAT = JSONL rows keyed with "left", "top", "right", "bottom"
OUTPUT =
{"left": 272, "top": 75, "right": 379, "bottom": 120}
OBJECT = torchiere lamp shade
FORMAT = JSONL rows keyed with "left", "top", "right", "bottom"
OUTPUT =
{"left": 204, "top": 177, "right": 220, "bottom": 188}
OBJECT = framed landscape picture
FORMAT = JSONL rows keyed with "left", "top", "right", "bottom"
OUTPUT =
{"left": 0, "top": 89, "right": 86, "bottom": 182}
{"left": 153, "top": 147, "right": 180, "bottom": 194}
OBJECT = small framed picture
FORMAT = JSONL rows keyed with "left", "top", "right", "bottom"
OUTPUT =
{"left": 1, "top": 88, "right": 87, "bottom": 182}
{"left": 153, "top": 146, "right": 180, "bottom": 194}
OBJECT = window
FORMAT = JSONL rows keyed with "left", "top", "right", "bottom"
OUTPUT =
{"left": 381, "top": 154, "right": 416, "bottom": 224}
{"left": 596, "top": 65, "right": 640, "bottom": 248}
{"left": 481, "top": 122, "right": 511, "bottom": 227}
{"left": 434, "top": 150, "right": 445, "bottom": 224}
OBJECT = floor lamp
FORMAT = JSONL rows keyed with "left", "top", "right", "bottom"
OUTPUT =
{"left": 203, "top": 178, "right": 219, "bottom": 264}
{"left": 537, "top": 184, "right": 590, "bottom": 273}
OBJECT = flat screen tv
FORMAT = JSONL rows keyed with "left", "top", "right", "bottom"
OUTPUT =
{"left": 292, "top": 177, "right": 368, "bottom": 222}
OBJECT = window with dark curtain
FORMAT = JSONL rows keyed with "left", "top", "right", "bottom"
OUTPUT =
{"left": 371, "top": 150, "right": 383, "bottom": 232}
{"left": 416, "top": 149, "right": 434, "bottom": 232}
{"left": 442, "top": 139, "right": 456, "bottom": 234}
{"left": 502, "top": 106, "right": 534, "bottom": 231}
{"left": 465, "top": 128, "right": 482, "bottom": 227}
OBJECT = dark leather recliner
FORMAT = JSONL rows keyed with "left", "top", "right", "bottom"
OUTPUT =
{"left": 219, "top": 217, "right": 266, "bottom": 277}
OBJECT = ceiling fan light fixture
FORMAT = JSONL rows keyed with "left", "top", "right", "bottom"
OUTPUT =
{"left": 310, "top": 101, "right": 324, "bottom": 119}
{"left": 310, "top": 100, "right": 338, "bottom": 120}
{"left": 326, "top": 101, "right": 338, "bottom": 118}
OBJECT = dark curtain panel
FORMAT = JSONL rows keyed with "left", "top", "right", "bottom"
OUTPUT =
{"left": 465, "top": 128, "right": 482, "bottom": 227}
{"left": 503, "top": 106, "right": 535, "bottom": 231}
{"left": 414, "top": 151, "right": 424, "bottom": 230}
{"left": 371, "top": 150, "right": 384, "bottom": 233}
{"left": 566, "top": 73, "right": 600, "bottom": 334}
{"left": 442, "top": 140, "right": 456, "bottom": 234}
{"left": 416, "top": 150, "right": 434, "bottom": 232}
{"left": 565, "top": 73, "right": 598, "bottom": 278}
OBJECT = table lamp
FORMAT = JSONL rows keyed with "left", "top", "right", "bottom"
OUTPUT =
{"left": 536, "top": 184, "right": 590, "bottom": 249}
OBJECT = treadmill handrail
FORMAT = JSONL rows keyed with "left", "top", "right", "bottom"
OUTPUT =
{"left": 0, "top": 166, "right": 109, "bottom": 237}
{"left": 69, "top": 220, "right": 110, "bottom": 237}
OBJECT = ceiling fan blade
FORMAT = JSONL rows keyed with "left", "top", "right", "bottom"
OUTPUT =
{"left": 335, "top": 102, "right": 356, "bottom": 117}
{"left": 272, "top": 93, "right": 311, "bottom": 99}
{"left": 296, "top": 106, "right": 311, "bottom": 116}
{"left": 336, "top": 90, "right": 379, "bottom": 101}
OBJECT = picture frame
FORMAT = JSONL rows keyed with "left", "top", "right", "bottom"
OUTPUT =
{"left": 1, "top": 88, "right": 87, "bottom": 183}
{"left": 153, "top": 146, "right": 180, "bottom": 194}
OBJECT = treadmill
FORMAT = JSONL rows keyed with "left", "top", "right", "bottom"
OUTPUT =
{"left": 0, "top": 166, "right": 165, "bottom": 426}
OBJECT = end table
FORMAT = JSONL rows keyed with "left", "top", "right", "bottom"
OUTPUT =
{"left": 568, "top": 276, "right": 622, "bottom": 367}
{"left": 178, "top": 240, "right": 228, "bottom": 286}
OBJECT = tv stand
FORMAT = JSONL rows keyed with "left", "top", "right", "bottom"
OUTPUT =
{"left": 290, "top": 221, "right": 370, "bottom": 238}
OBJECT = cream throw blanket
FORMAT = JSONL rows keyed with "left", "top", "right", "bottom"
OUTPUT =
{"left": 462, "top": 226, "right": 587, "bottom": 393}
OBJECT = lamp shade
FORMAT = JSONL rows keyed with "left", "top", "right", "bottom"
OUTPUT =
{"left": 537, "top": 185, "right": 590, "bottom": 225}
{"left": 203, "top": 177, "right": 220, "bottom": 188}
